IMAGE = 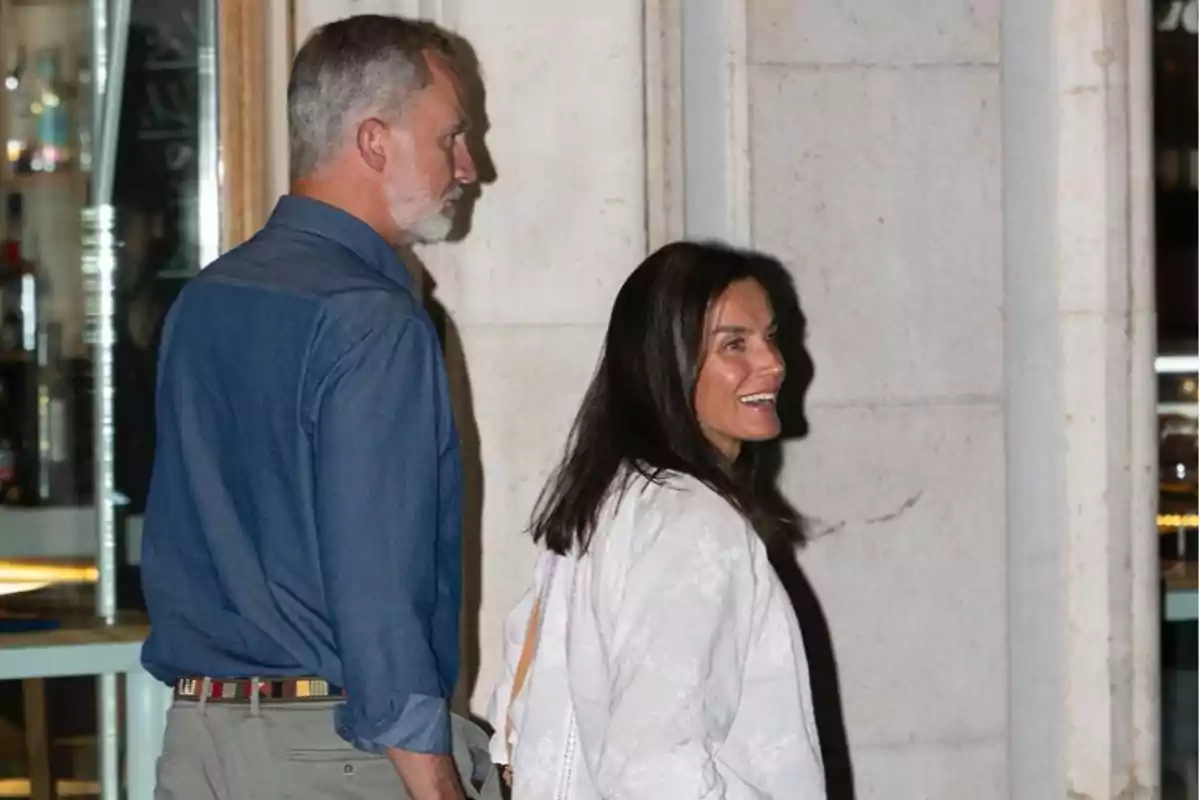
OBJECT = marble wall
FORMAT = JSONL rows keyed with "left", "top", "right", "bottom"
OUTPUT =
{"left": 741, "top": 1, "right": 1157, "bottom": 797}
{"left": 747, "top": 2, "right": 1008, "bottom": 796}
{"left": 277, "top": 2, "right": 1158, "bottom": 797}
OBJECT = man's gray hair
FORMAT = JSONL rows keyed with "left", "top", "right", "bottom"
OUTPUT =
{"left": 287, "top": 15, "right": 458, "bottom": 181}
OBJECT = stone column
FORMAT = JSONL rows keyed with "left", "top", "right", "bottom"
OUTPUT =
{"left": 664, "top": 0, "right": 1160, "bottom": 797}
{"left": 1005, "top": 0, "right": 1159, "bottom": 796}
{"left": 736, "top": 2, "right": 1009, "bottom": 795}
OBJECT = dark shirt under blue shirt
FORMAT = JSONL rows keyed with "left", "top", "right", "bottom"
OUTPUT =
{"left": 140, "top": 195, "right": 462, "bottom": 755}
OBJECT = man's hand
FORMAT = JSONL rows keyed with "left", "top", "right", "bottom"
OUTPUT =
{"left": 386, "top": 748, "right": 465, "bottom": 800}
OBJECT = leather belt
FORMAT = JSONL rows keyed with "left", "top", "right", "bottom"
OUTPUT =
{"left": 173, "top": 676, "right": 345, "bottom": 703}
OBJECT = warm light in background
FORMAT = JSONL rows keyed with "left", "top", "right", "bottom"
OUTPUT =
{"left": 1159, "top": 513, "right": 1200, "bottom": 530}
{"left": 0, "top": 561, "right": 97, "bottom": 596}
{"left": 0, "top": 562, "right": 97, "bottom": 583}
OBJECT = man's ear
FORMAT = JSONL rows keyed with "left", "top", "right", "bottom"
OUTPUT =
{"left": 357, "top": 117, "right": 388, "bottom": 173}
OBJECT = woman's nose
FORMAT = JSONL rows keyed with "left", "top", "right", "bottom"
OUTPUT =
{"left": 759, "top": 340, "right": 785, "bottom": 377}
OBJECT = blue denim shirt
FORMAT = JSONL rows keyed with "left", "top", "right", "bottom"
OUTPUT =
{"left": 140, "top": 195, "right": 462, "bottom": 755}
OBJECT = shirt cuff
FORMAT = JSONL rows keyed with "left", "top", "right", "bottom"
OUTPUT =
{"left": 336, "top": 693, "right": 451, "bottom": 755}
{"left": 487, "top": 728, "right": 510, "bottom": 767}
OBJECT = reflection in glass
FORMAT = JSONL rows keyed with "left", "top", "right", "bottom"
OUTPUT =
{"left": 0, "top": 0, "right": 218, "bottom": 794}
{"left": 0, "top": 0, "right": 216, "bottom": 592}
{"left": 1154, "top": 0, "right": 1198, "bottom": 796}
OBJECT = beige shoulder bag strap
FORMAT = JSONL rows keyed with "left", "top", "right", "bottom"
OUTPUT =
{"left": 504, "top": 595, "right": 542, "bottom": 768}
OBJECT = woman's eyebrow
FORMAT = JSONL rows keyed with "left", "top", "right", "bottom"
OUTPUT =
{"left": 712, "top": 320, "right": 777, "bottom": 334}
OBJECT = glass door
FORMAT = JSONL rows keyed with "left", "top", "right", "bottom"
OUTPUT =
{"left": 1154, "top": 1, "right": 1198, "bottom": 798}
{"left": 0, "top": 0, "right": 219, "bottom": 795}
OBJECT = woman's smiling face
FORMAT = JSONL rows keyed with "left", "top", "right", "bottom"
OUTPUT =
{"left": 693, "top": 279, "right": 785, "bottom": 462}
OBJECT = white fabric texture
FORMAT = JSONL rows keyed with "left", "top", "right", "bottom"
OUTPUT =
{"left": 486, "top": 472, "right": 826, "bottom": 799}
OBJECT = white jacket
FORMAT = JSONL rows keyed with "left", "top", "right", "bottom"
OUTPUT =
{"left": 487, "top": 472, "right": 826, "bottom": 799}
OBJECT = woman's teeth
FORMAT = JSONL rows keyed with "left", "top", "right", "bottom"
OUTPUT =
{"left": 739, "top": 393, "right": 776, "bottom": 406}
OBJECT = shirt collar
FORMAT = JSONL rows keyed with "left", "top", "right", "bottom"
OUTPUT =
{"left": 266, "top": 195, "right": 414, "bottom": 291}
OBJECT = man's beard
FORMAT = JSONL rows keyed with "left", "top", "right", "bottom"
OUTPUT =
{"left": 406, "top": 205, "right": 456, "bottom": 243}
{"left": 389, "top": 183, "right": 462, "bottom": 244}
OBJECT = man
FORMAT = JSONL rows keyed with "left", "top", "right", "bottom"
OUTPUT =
{"left": 140, "top": 15, "right": 480, "bottom": 799}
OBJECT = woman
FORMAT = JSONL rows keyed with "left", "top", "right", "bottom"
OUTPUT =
{"left": 487, "top": 242, "right": 825, "bottom": 799}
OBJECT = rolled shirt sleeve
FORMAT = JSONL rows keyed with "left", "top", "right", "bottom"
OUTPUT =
{"left": 312, "top": 308, "right": 461, "bottom": 754}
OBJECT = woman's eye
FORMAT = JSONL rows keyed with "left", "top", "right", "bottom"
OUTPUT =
{"left": 724, "top": 338, "right": 746, "bottom": 352}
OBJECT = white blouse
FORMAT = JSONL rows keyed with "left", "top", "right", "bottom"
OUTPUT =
{"left": 486, "top": 471, "right": 826, "bottom": 799}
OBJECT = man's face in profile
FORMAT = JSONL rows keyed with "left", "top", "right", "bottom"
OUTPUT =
{"left": 382, "top": 53, "right": 477, "bottom": 244}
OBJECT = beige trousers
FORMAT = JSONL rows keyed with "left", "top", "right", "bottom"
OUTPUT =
{"left": 153, "top": 695, "right": 502, "bottom": 800}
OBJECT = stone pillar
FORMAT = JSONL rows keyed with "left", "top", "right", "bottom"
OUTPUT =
{"left": 736, "top": 2, "right": 1009, "bottom": 795}
{"left": 664, "top": 0, "right": 1160, "bottom": 797}
{"left": 1004, "top": 0, "right": 1159, "bottom": 796}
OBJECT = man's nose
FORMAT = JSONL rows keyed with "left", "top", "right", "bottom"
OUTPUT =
{"left": 455, "top": 140, "right": 478, "bottom": 185}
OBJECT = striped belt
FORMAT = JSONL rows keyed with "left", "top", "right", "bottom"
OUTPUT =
{"left": 173, "top": 676, "right": 345, "bottom": 703}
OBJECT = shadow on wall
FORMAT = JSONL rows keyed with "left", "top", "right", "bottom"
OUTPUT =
{"left": 402, "top": 30, "right": 497, "bottom": 711}
{"left": 425, "top": 280, "right": 485, "bottom": 713}
{"left": 399, "top": 247, "right": 485, "bottom": 713}
{"left": 756, "top": 257, "right": 857, "bottom": 800}
{"left": 445, "top": 33, "right": 497, "bottom": 244}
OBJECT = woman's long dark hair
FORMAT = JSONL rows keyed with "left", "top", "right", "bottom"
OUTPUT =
{"left": 530, "top": 241, "right": 807, "bottom": 556}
